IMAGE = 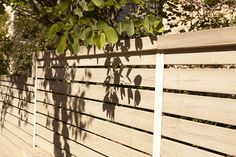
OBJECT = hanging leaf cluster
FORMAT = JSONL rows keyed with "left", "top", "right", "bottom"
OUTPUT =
{"left": 2, "top": 0, "right": 164, "bottom": 53}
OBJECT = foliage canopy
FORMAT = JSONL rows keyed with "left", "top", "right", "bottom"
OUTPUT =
{"left": 1, "top": 0, "right": 164, "bottom": 53}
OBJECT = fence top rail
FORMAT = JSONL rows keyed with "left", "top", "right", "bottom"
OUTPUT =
{"left": 157, "top": 26, "right": 236, "bottom": 51}
{"left": 37, "top": 26, "right": 236, "bottom": 60}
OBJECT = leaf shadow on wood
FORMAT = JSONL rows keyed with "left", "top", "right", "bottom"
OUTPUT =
{"left": 101, "top": 38, "right": 147, "bottom": 121}
{"left": 39, "top": 51, "right": 94, "bottom": 157}
{"left": 0, "top": 75, "right": 34, "bottom": 147}
{"left": 36, "top": 36, "right": 156, "bottom": 156}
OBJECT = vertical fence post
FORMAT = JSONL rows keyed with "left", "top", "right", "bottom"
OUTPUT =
{"left": 153, "top": 52, "right": 164, "bottom": 157}
{"left": 32, "top": 53, "right": 38, "bottom": 148}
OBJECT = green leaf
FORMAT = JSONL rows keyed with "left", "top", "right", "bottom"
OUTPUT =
{"left": 56, "top": 33, "right": 68, "bottom": 54}
{"left": 47, "top": 22, "right": 64, "bottom": 39}
{"left": 67, "top": 35, "right": 80, "bottom": 54}
{"left": 155, "top": 21, "right": 164, "bottom": 33}
{"left": 69, "top": 15, "right": 76, "bottom": 25}
{"left": 89, "top": 18, "right": 98, "bottom": 29}
{"left": 79, "top": 17, "right": 91, "bottom": 26}
{"left": 92, "top": 0, "right": 104, "bottom": 7}
{"left": 115, "top": 4, "right": 121, "bottom": 9}
{"left": 88, "top": 2, "right": 95, "bottom": 11}
{"left": 58, "top": 1, "right": 69, "bottom": 12}
{"left": 133, "top": 19, "right": 143, "bottom": 27}
{"left": 124, "top": 20, "right": 134, "bottom": 36}
{"left": 103, "top": 26, "right": 118, "bottom": 44}
{"left": 97, "top": 21, "right": 108, "bottom": 31}
{"left": 143, "top": 16, "right": 154, "bottom": 33}
{"left": 80, "top": 0, "right": 89, "bottom": 11}
{"left": 93, "top": 33, "right": 106, "bottom": 49}
{"left": 132, "top": 0, "right": 144, "bottom": 6}
{"left": 115, "top": 22, "right": 123, "bottom": 35}
{"left": 74, "top": 8, "right": 83, "bottom": 17}
{"left": 153, "top": 19, "right": 161, "bottom": 28}
{"left": 84, "top": 30, "right": 95, "bottom": 46}
{"left": 104, "top": 0, "right": 115, "bottom": 6}
{"left": 148, "top": 15, "right": 157, "bottom": 27}
{"left": 64, "top": 23, "right": 73, "bottom": 31}
{"left": 143, "top": 16, "right": 150, "bottom": 32}
{"left": 119, "top": 0, "right": 127, "bottom": 7}
{"left": 97, "top": 21, "right": 118, "bottom": 44}
{"left": 80, "top": 28, "right": 90, "bottom": 40}
{"left": 73, "top": 24, "right": 80, "bottom": 37}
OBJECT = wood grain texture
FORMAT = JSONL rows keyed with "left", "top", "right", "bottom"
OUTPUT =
{"left": 0, "top": 111, "right": 33, "bottom": 135}
{"left": 164, "top": 69, "right": 236, "bottom": 94}
{"left": 165, "top": 51, "right": 236, "bottom": 64}
{"left": 161, "top": 139, "right": 224, "bottom": 157}
{"left": 163, "top": 93, "right": 236, "bottom": 126}
{"left": 37, "top": 123, "right": 151, "bottom": 157}
{"left": 0, "top": 93, "right": 34, "bottom": 113}
{"left": 0, "top": 75, "right": 34, "bottom": 85}
{"left": 37, "top": 67, "right": 155, "bottom": 87}
{"left": 36, "top": 125, "right": 106, "bottom": 157}
{"left": 162, "top": 116, "right": 236, "bottom": 155}
{"left": 37, "top": 79, "right": 155, "bottom": 110}
{"left": 37, "top": 26, "right": 236, "bottom": 59}
{"left": 157, "top": 26, "right": 236, "bottom": 50}
{"left": 0, "top": 102, "right": 33, "bottom": 124}
{"left": 1, "top": 120, "right": 32, "bottom": 146}
{"left": 0, "top": 128, "right": 52, "bottom": 157}
{"left": 0, "top": 86, "right": 34, "bottom": 102}
{"left": 37, "top": 37, "right": 157, "bottom": 60}
{"left": 36, "top": 112, "right": 153, "bottom": 154}
{"left": 0, "top": 133, "right": 29, "bottom": 157}
{"left": 36, "top": 136, "right": 75, "bottom": 157}
{"left": 37, "top": 91, "right": 153, "bottom": 132}
{"left": 37, "top": 54, "right": 156, "bottom": 67}
{"left": 0, "top": 80, "right": 34, "bottom": 92}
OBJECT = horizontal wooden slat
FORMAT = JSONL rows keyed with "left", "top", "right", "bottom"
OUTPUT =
{"left": 37, "top": 68, "right": 155, "bottom": 87}
{"left": 163, "top": 93, "right": 236, "bottom": 126}
{"left": 36, "top": 135, "right": 75, "bottom": 157}
{"left": 0, "top": 86, "right": 34, "bottom": 102}
{"left": 0, "top": 128, "right": 53, "bottom": 157}
{"left": 37, "top": 112, "right": 152, "bottom": 154}
{"left": 37, "top": 54, "right": 156, "bottom": 67}
{"left": 37, "top": 79, "right": 154, "bottom": 110}
{"left": 2, "top": 120, "right": 32, "bottom": 146}
{"left": 0, "top": 130, "right": 34, "bottom": 157}
{"left": 37, "top": 122, "right": 150, "bottom": 157}
{"left": 0, "top": 111, "right": 33, "bottom": 135}
{"left": 162, "top": 116, "right": 236, "bottom": 155}
{"left": 37, "top": 125, "right": 106, "bottom": 157}
{"left": 0, "top": 128, "right": 52, "bottom": 157}
{"left": 164, "top": 69, "right": 236, "bottom": 94}
{"left": 37, "top": 37, "right": 157, "bottom": 60}
{"left": 37, "top": 91, "right": 153, "bottom": 132}
{"left": 0, "top": 80, "right": 34, "bottom": 91}
{"left": 0, "top": 75, "right": 34, "bottom": 85}
{"left": 161, "top": 139, "right": 224, "bottom": 157}
{"left": 165, "top": 51, "right": 236, "bottom": 64}
{"left": 0, "top": 93, "right": 34, "bottom": 113}
{"left": 37, "top": 27, "right": 236, "bottom": 59}
{"left": 157, "top": 26, "right": 236, "bottom": 50}
{"left": 0, "top": 102, "right": 33, "bottom": 124}
{"left": 0, "top": 132, "right": 25, "bottom": 157}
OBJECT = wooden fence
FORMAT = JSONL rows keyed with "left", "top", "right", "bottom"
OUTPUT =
{"left": 0, "top": 26, "right": 236, "bottom": 157}
{"left": 0, "top": 76, "right": 34, "bottom": 148}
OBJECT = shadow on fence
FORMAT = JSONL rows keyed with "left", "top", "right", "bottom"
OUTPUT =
{"left": 0, "top": 75, "right": 34, "bottom": 135}
{"left": 0, "top": 36, "right": 157, "bottom": 157}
